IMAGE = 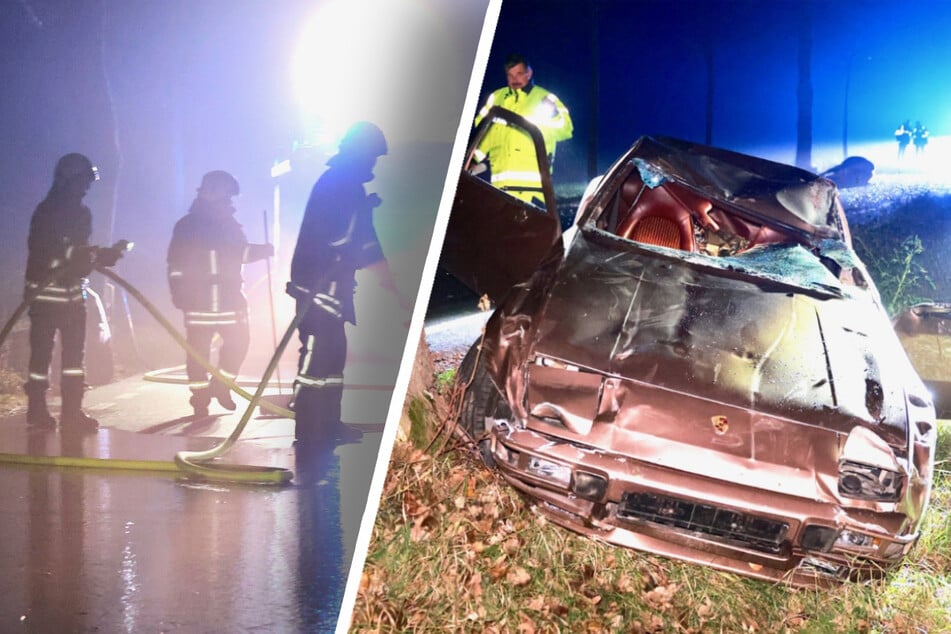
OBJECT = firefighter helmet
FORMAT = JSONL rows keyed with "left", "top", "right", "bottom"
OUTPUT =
{"left": 197, "top": 170, "right": 240, "bottom": 199}
{"left": 54, "top": 153, "right": 98, "bottom": 186}
{"left": 338, "top": 121, "right": 388, "bottom": 158}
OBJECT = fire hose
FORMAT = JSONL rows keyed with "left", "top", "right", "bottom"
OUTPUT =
{"left": 98, "top": 265, "right": 302, "bottom": 483}
{"left": 0, "top": 242, "right": 312, "bottom": 485}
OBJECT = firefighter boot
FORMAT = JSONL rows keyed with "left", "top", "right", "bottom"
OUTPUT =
{"left": 211, "top": 378, "right": 236, "bottom": 411}
{"left": 190, "top": 388, "right": 211, "bottom": 418}
{"left": 60, "top": 379, "right": 99, "bottom": 433}
{"left": 330, "top": 420, "right": 362, "bottom": 445}
{"left": 318, "top": 384, "right": 361, "bottom": 444}
{"left": 292, "top": 388, "right": 318, "bottom": 446}
{"left": 26, "top": 387, "right": 56, "bottom": 430}
{"left": 294, "top": 384, "right": 360, "bottom": 446}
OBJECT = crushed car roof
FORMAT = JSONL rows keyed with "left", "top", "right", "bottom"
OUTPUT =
{"left": 610, "top": 136, "right": 843, "bottom": 239}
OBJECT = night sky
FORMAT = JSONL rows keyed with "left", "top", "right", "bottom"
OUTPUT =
{"left": 479, "top": 0, "right": 951, "bottom": 185}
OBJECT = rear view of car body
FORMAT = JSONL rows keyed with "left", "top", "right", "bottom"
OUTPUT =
{"left": 446, "top": 119, "right": 937, "bottom": 587}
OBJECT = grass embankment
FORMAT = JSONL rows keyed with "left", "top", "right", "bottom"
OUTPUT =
{"left": 0, "top": 368, "right": 26, "bottom": 417}
{"left": 353, "top": 384, "right": 951, "bottom": 633}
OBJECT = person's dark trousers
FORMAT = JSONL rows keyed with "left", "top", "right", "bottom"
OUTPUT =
{"left": 293, "top": 300, "right": 346, "bottom": 442}
{"left": 25, "top": 301, "right": 86, "bottom": 427}
{"left": 184, "top": 313, "right": 250, "bottom": 412}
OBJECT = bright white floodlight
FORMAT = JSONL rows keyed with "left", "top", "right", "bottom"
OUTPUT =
{"left": 291, "top": 0, "right": 452, "bottom": 147}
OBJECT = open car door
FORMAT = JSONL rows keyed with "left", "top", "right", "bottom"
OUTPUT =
{"left": 440, "top": 106, "right": 563, "bottom": 303}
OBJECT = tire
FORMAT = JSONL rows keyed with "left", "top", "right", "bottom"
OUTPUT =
{"left": 455, "top": 340, "right": 511, "bottom": 458}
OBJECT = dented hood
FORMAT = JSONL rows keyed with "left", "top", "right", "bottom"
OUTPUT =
{"left": 529, "top": 234, "right": 911, "bottom": 447}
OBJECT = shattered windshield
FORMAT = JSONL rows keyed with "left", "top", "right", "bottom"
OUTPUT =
{"left": 582, "top": 136, "right": 860, "bottom": 298}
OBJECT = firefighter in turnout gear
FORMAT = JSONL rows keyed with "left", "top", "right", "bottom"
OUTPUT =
{"left": 472, "top": 53, "right": 573, "bottom": 204}
{"left": 167, "top": 170, "right": 273, "bottom": 417}
{"left": 24, "top": 153, "right": 123, "bottom": 432}
{"left": 287, "top": 121, "right": 388, "bottom": 446}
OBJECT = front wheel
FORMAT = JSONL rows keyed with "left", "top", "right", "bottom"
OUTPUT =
{"left": 455, "top": 340, "right": 510, "bottom": 465}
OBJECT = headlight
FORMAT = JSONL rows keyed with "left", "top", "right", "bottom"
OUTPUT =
{"left": 571, "top": 471, "right": 607, "bottom": 501}
{"left": 834, "top": 529, "right": 877, "bottom": 551}
{"left": 838, "top": 460, "right": 903, "bottom": 501}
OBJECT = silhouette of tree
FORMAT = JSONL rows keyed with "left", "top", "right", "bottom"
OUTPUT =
{"left": 795, "top": 0, "right": 813, "bottom": 170}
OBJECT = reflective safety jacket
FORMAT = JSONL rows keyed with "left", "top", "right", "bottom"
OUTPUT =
{"left": 167, "top": 198, "right": 270, "bottom": 326}
{"left": 473, "top": 83, "right": 573, "bottom": 201}
{"left": 24, "top": 191, "right": 93, "bottom": 305}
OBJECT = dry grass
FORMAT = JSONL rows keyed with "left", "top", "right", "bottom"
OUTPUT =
{"left": 0, "top": 367, "right": 26, "bottom": 416}
{"left": 352, "top": 386, "right": 951, "bottom": 633}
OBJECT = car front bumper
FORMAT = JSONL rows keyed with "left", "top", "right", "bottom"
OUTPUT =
{"left": 487, "top": 423, "right": 919, "bottom": 587}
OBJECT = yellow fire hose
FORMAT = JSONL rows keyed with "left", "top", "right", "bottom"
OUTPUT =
{"left": 97, "top": 266, "right": 306, "bottom": 484}
{"left": 96, "top": 267, "right": 295, "bottom": 419}
{"left": 0, "top": 260, "right": 312, "bottom": 485}
{"left": 172, "top": 289, "right": 309, "bottom": 483}
{"left": 0, "top": 452, "right": 180, "bottom": 474}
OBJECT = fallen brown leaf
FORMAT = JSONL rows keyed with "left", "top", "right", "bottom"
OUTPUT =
{"left": 506, "top": 566, "right": 532, "bottom": 586}
{"left": 467, "top": 570, "right": 484, "bottom": 599}
{"left": 517, "top": 612, "right": 536, "bottom": 634}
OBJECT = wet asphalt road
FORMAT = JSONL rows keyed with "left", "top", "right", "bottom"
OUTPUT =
{"left": 0, "top": 377, "right": 384, "bottom": 633}
{"left": 0, "top": 263, "right": 411, "bottom": 632}
{"left": 423, "top": 267, "right": 491, "bottom": 365}
{"left": 0, "top": 443, "right": 351, "bottom": 632}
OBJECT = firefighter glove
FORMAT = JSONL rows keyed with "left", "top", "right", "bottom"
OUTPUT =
{"left": 96, "top": 246, "right": 123, "bottom": 267}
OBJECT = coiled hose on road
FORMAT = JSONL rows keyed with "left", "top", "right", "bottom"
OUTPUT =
{"left": 0, "top": 262, "right": 314, "bottom": 485}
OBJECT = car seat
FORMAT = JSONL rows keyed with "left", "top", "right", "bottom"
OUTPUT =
{"left": 615, "top": 178, "right": 696, "bottom": 251}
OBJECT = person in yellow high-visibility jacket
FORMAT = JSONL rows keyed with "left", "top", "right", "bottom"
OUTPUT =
{"left": 473, "top": 53, "right": 573, "bottom": 204}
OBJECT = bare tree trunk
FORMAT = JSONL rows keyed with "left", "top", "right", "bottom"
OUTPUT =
{"left": 398, "top": 332, "right": 436, "bottom": 441}
{"left": 795, "top": 0, "right": 813, "bottom": 170}
{"left": 842, "top": 52, "right": 852, "bottom": 159}
{"left": 704, "top": 39, "right": 714, "bottom": 146}
{"left": 587, "top": 0, "right": 599, "bottom": 179}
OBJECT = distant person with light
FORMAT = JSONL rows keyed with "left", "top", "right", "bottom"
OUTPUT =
{"left": 472, "top": 53, "right": 573, "bottom": 204}
{"left": 913, "top": 121, "right": 929, "bottom": 157}
{"left": 895, "top": 120, "right": 912, "bottom": 160}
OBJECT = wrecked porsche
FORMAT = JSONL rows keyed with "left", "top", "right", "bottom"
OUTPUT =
{"left": 443, "top": 107, "right": 937, "bottom": 586}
